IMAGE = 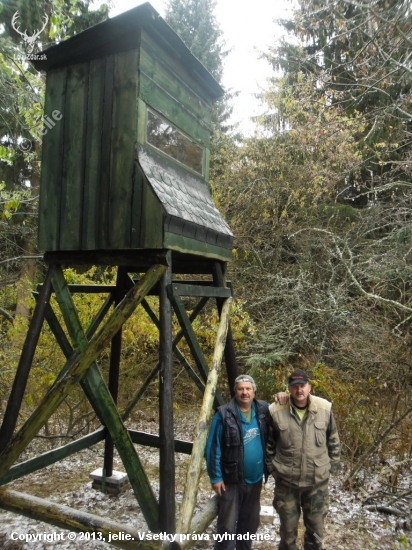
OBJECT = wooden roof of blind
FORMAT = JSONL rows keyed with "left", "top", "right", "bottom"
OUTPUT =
{"left": 32, "top": 2, "right": 224, "bottom": 101}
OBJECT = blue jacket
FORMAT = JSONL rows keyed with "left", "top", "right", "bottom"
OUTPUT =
{"left": 206, "top": 397, "right": 270, "bottom": 485}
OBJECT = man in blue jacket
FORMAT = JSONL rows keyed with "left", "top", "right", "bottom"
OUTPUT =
{"left": 205, "top": 375, "right": 270, "bottom": 550}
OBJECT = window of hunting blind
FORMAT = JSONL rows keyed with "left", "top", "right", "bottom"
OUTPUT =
{"left": 146, "top": 109, "right": 204, "bottom": 175}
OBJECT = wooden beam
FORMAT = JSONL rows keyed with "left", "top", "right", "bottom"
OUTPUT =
{"left": 0, "top": 265, "right": 55, "bottom": 454}
{"left": 1, "top": 429, "right": 106, "bottom": 486}
{"left": 0, "top": 265, "right": 166, "bottom": 487}
{"left": 43, "top": 249, "right": 171, "bottom": 268}
{"left": 0, "top": 489, "right": 165, "bottom": 550}
{"left": 104, "top": 267, "right": 128, "bottom": 477}
{"left": 170, "top": 283, "right": 231, "bottom": 298}
{"left": 145, "top": 281, "right": 232, "bottom": 297}
{"left": 177, "top": 298, "right": 232, "bottom": 534}
{"left": 158, "top": 263, "right": 175, "bottom": 532}
{"left": 128, "top": 430, "right": 192, "bottom": 454}
{"left": 179, "top": 496, "right": 219, "bottom": 550}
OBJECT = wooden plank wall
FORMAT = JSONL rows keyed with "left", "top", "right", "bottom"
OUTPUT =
{"left": 139, "top": 30, "right": 212, "bottom": 149}
{"left": 38, "top": 67, "right": 67, "bottom": 250}
{"left": 39, "top": 49, "right": 153, "bottom": 252}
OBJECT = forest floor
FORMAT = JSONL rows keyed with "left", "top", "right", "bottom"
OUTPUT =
{"left": 0, "top": 405, "right": 411, "bottom": 550}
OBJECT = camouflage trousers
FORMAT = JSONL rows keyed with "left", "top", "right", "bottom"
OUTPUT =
{"left": 273, "top": 477, "right": 329, "bottom": 550}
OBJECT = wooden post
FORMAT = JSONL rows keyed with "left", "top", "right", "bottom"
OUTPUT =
{"left": 158, "top": 261, "right": 175, "bottom": 532}
{"left": 179, "top": 496, "right": 219, "bottom": 550}
{"left": 0, "top": 265, "right": 55, "bottom": 454}
{"left": 212, "top": 262, "right": 238, "bottom": 396}
{"left": 104, "top": 267, "right": 127, "bottom": 477}
{"left": 177, "top": 298, "right": 232, "bottom": 534}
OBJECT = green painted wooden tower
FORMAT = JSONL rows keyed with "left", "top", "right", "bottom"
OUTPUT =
{"left": 0, "top": 3, "right": 238, "bottom": 546}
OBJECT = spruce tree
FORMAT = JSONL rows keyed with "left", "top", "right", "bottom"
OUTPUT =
{"left": 263, "top": 0, "right": 412, "bottom": 205}
{"left": 165, "top": 0, "right": 239, "bottom": 161}
{"left": 165, "top": 0, "right": 225, "bottom": 82}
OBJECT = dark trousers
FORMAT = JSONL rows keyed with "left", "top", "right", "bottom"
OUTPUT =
{"left": 214, "top": 481, "right": 262, "bottom": 550}
{"left": 273, "top": 477, "right": 329, "bottom": 550}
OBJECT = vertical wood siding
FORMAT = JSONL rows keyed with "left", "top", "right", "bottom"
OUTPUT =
{"left": 109, "top": 50, "right": 139, "bottom": 249}
{"left": 139, "top": 30, "right": 211, "bottom": 148}
{"left": 40, "top": 50, "right": 142, "bottom": 252}
{"left": 60, "top": 63, "right": 88, "bottom": 250}
{"left": 38, "top": 67, "right": 67, "bottom": 251}
{"left": 83, "top": 58, "right": 105, "bottom": 250}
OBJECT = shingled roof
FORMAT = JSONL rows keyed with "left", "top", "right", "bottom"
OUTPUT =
{"left": 138, "top": 146, "right": 233, "bottom": 251}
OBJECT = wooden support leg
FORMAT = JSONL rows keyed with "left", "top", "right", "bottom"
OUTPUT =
{"left": 0, "top": 265, "right": 55, "bottom": 454}
{"left": 159, "top": 263, "right": 175, "bottom": 532}
{"left": 0, "top": 264, "right": 166, "bottom": 533}
{"left": 212, "top": 261, "right": 238, "bottom": 396}
{"left": 50, "top": 266, "right": 159, "bottom": 530}
{"left": 104, "top": 267, "right": 128, "bottom": 477}
{"left": 177, "top": 298, "right": 232, "bottom": 533}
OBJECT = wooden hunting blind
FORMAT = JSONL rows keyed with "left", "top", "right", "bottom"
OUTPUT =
{"left": 0, "top": 3, "right": 238, "bottom": 547}
{"left": 32, "top": 1, "right": 233, "bottom": 262}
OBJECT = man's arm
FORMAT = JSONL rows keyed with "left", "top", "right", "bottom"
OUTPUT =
{"left": 326, "top": 410, "right": 341, "bottom": 472}
{"left": 265, "top": 414, "right": 278, "bottom": 477}
{"left": 205, "top": 412, "right": 224, "bottom": 491}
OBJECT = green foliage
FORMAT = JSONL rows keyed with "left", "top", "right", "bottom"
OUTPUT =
{"left": 164, "top": 0, "right": 238, "bottom": 140}
{"left": 164, "top": 0, "right": 227, "bottom": 82}
{"left": 264, "top": 0, "right": 412, "bottom": 203}
{"left": 0, "top": 267, "right": 255, "bottom": 432}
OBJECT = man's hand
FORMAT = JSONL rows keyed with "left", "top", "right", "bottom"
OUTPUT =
{"left": 275, "top": 392, "right": 289, "bottom": 405}
{"left": 212, "top": 481, "right": 226, "bottom": 495}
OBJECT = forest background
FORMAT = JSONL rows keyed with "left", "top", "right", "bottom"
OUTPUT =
{"left": 0, "top": 0, "right": 411, "bottom": 519}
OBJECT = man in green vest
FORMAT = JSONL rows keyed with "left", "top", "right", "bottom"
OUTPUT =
{"left": 266, "top": 370, "right": 341, "bottom": 550}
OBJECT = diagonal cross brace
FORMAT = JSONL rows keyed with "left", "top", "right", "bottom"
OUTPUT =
{"left": 120, "top": 295, "right": 210, "bottom": 421}
{"left": 0, "top": 264, "right": 166, "bottom": 532}
{"left": 170, "top": 293, "right": 225, "bottom": 406}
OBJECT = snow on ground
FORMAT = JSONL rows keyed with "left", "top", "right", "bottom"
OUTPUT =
{"left": 0, "top": 409, "right": 411, "bottom": 549}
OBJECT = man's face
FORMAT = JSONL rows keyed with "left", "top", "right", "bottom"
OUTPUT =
{"left": 235, "top": 382, "right": 255, "bottom": 409}
{"left": 289, "top": 383, "right": 311, "bottom": 407}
